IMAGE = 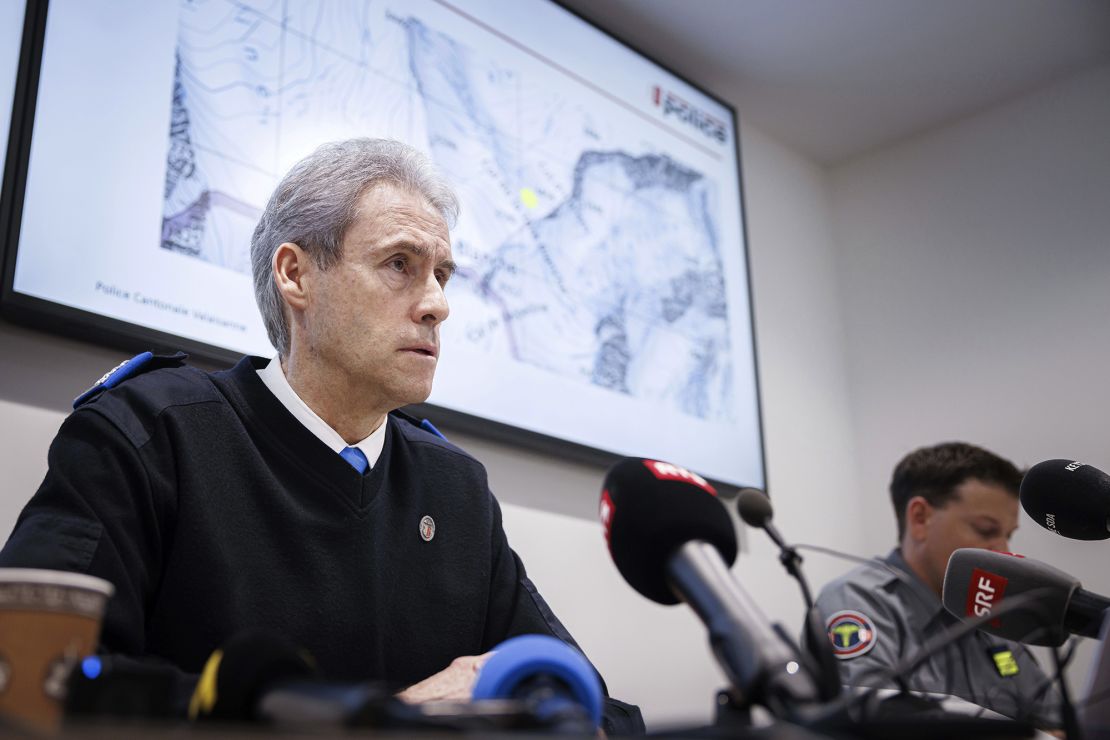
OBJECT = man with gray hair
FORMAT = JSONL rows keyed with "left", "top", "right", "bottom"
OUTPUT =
{"left": 0, "top": 138, "right": 642, "bottom": 733}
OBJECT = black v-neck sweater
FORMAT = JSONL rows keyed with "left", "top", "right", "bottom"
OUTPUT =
{"left": 1, "top": 356, "right": 577, "bottom": 688}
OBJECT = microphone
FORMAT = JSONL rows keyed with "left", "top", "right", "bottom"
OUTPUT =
{"left": 736, "top": 488, "right": 813, "bottom": 608}
{"left": 188, "top": 631, "right": 396, "bottom": 726}
{"left": 942, "top": 548, "right": 1110, "bottom": 646}
{"left": 188, "top": 631, "right": 318, "bottom": 721}
{"left": 1020, "top": 459, "right": 1110, "bottom": 540}
{"left": 600, "top": 457, "right": 818, "bottom": 714}
{"left": 472, "top": 634, "right": 602, "bottom": 733}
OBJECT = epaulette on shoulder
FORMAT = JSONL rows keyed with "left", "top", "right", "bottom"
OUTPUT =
{"left": 391, "top": 409, "right": 448, "bottom": 441}
{"left": 73, "top": 351, "right": 189, "bottom": 409}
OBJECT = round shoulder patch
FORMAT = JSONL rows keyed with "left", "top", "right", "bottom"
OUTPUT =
{"left": 826, "top": 610, "right": 878, "bottom": 660}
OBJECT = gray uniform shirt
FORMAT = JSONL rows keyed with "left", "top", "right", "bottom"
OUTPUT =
{"left": 814, "top": 548, "right": 1062, "bottom": 729}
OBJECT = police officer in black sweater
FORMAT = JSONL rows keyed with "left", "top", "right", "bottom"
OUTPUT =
{"left": 0, "top": 138, "right": 642, "bottom": 733}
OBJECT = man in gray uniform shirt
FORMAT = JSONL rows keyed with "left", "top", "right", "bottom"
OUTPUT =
{"left": 814, "top": 442, "right": 1062, "bottom": 730}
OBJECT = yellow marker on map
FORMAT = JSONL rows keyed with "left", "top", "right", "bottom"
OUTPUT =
{"left": 520, "top": 187, "right": 539, "bottom": 209}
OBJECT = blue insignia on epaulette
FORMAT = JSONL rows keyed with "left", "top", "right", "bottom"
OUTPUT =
{"left": 73, "top": 351, "right": 188, "bottom": 408}
{"left": 420, "top": 418, "right": 447, "bottom": 440}
{"left": 391, "top": 410, "right": 451, "bottom": 442}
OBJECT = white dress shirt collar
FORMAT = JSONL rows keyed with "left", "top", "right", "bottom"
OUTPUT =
{"left": 256, "top": 356, "right": 386, "bottom": 469}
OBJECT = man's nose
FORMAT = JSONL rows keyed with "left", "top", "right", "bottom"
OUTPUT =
{"left": 416, "top": 274, "right": 450, "bottom": 325}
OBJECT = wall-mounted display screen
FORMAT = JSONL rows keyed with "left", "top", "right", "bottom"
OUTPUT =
{"left": 3, "top": 0, "right": 764, "bottom": 490}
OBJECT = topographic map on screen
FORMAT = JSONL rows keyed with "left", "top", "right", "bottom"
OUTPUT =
{"left": 161, "top": 0, "right": 734, "bottom": 423}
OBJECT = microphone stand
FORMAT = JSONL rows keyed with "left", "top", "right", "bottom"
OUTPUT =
{"left": 770, "top": 533, "right": 814, "bottom": 610}
{"left": 735, "top": 498, "right": 840, "bottom": 704}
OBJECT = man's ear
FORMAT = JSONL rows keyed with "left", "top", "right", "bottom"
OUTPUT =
{"left": 905, "top": 496, "right": 933, "bottom": 542}
{"left": 273, "top": 242, "right": 310, "bottom": 312}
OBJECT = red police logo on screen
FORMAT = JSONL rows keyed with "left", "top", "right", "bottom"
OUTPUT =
{"left": 651, "top": 85, "right": 727, "bottom": 144}
{"left": 826, "top": 611, "right": 878, "bottom": 660}
{"left": 966, "top": 568, "right": 1008, "bottom": 627}
{"left": 642, "top": 460, "right": 717, "bottom": 496}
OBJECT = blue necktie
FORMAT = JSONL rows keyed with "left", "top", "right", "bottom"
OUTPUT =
{"left": 339, "top": 446, "right": 369, "bottom": 474}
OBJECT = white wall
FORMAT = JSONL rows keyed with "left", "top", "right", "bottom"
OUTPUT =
{"left": 0, "top": 322, "right": 125, "bottom": 528}
{"left": 0, "top": 118, "right": 865, "bottom": 728}
{"left": 830, "top": 63, "right": 1110, "bottom": 684}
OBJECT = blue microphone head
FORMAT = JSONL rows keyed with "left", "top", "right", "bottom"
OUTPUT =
{"left": 472, "top": 634, "right": 602, "bottom": 729}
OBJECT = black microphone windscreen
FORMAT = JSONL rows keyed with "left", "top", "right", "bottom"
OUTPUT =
{"left": 736, "top": 488, "right": 773, "bottom": 528}
{"left": 1020, "top": 459, "right": 1110, "bottom": 540}
{"left": 196, "top": 631, "right": 317, "bottom": 721}
{"left": 600, "top": 458, "right": 736, "bottom": 605}
{"left": 941, "top": 548, "right": 1078, "bottom": 646}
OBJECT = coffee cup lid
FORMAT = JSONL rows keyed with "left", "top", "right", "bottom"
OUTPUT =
{"left": 0, "top": 568, "right": 114, "bottom": 597}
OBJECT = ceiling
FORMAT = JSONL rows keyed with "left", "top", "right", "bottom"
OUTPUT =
{"left": 557, "top": 0, "right": 1110, "bottom": 165}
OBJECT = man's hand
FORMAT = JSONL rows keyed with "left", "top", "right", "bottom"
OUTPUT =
{"left": 395, "top": 652, "right": 493, "bottom": 703}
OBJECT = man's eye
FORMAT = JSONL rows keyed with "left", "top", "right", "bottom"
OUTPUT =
{"left": 435, "top": 269, "right": 449, "bottom": 286}
{"left": 389, "top": 258, "right": 407, "bottom": 272}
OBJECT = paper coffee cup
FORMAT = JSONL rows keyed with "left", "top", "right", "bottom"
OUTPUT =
{"left": 0, "top": 569, "right": 114, "bottom": 734}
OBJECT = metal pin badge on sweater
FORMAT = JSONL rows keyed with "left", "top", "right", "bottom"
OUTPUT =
{"left": 419, "top": 515, "right": 436, "bottom": 542}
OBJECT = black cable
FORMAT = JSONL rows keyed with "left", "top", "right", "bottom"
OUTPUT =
{"left": 975, "top": 629, "right": 1075, "bottom": 729}
{"left": 901, "top": 591, "right": 1058, "bottom": 677}
{"left": 1053, "top": 641, "right": 1083, "bottom": 740}
{"left": 790, "top": 544, "right": 936, "bottom": 696}
{"left": 793, "top": 543, "right": 921, "bottom": 589}
{"left": 1023, "top": 637, "right": 1077, "bottom": 712}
